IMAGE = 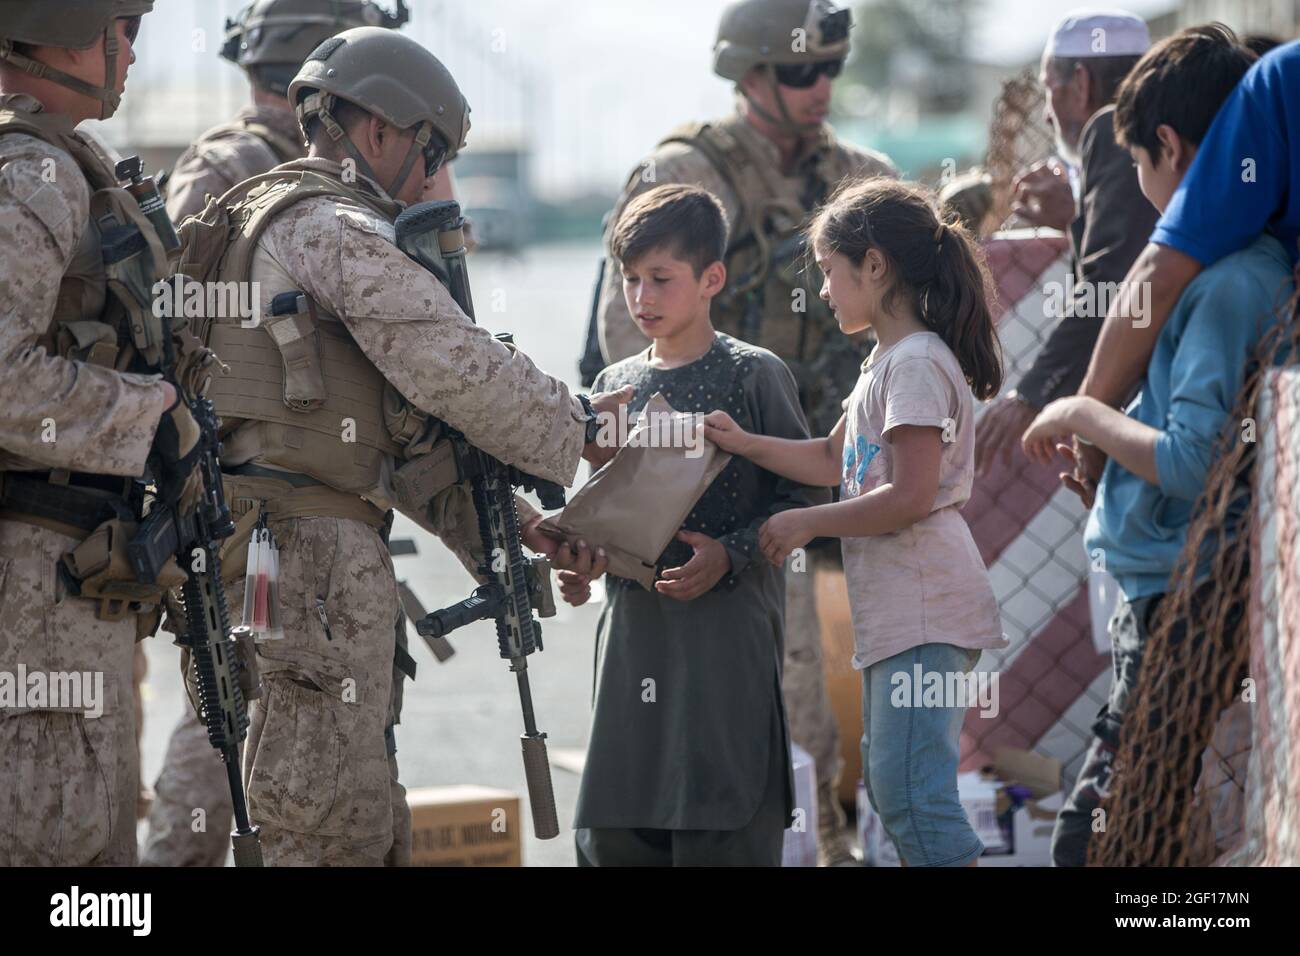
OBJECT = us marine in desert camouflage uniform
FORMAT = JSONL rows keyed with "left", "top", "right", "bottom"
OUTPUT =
{"left": 594, "top": 0, "right": 896, "bottom": 865}
{"left": 0, "top": 0, "right": 204, "bottom": 866}
{"left": 142, "top": 0, "right": 411, "bottom": 870}
{"left": 184, "top": 26, "right": 623, "bottom": 866}
{"left": 162, "top": 0, "right": 411, "bottom": 224}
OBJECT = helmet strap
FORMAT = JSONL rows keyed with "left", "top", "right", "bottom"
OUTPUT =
{"left": 300, "top": 92, "right": 432, "bottom": 199}
{"left": 100, "top": 26, "right": 119, "bottom": 120}
{"left": 740, "top": 66, "right": 821, "bottom": 137}
{"left": 301, "top": 91, "right": 385, "bottom": 191}
{"left": 0, "top": 28, "right": 122, "bottom": 120}
{"left": 386, "top": 121, "right": 432, "bottom": 197}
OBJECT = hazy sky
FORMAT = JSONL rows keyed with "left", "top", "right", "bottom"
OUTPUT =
{"left": 98, "top": 0, "right": 1177, "bottom": 196}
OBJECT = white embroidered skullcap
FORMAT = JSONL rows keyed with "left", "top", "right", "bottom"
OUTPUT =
{"left": 1046, "top": 9, "right": 1151, "bottom": 58}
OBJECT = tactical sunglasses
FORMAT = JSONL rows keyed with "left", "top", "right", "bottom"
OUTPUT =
{"left": 774, "top": 58, "right": 844, "bottom": 89}
{"left": 423, "top": 141, "right": 448, "bottom": 178}
{"left": 122, "top": 15, "right": 142, "bottom": 44}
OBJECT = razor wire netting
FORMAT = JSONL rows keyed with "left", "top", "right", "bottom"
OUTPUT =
{"left": 1092, "top": 276, "right": 1300, "bottom": 867}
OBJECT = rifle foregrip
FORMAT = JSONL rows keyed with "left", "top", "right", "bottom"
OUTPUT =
{"left": 521, "top": 732, "right": 559, "bottom": 840}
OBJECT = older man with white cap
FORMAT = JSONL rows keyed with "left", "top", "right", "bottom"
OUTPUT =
{"left": 975, "top": 9, "right": 1156, "bottom": 477}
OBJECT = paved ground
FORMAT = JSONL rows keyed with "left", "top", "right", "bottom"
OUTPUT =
{"left": 140, "top": 242, "right": 609, "bottom": 867}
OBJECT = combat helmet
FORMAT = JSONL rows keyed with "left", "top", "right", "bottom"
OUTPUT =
{"left": 221, "top": 0, "right": 410, "bottom": 95}
{"left": 289, "top": 26, "right": 470, "bottom": 197}
{"left": 0, "top": 0, "right": 154, "bottom": 120}
{"left": 713, "top": 0, "right": 851, "bottom": 132}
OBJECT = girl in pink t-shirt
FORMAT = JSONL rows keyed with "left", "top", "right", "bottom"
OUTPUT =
{"left": 705, "top": 177, "right": 1006, "bottom": 866}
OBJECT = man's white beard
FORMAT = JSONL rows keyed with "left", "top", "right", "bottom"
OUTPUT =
{"left": 1054, "top": 127, "right": 1083, "bottom": 169}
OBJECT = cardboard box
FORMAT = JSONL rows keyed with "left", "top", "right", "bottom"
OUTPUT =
{"left": 986, "top": 747, "right": 1062, "bottom": 800}
{"left": 959, "top": 772, "right": 1009, "bottom": 853}
{"left": 407, "top": 785, "right": 522, "bottom": 866}
{"left": 781, "top": 743, "right": 819, "bottom": 867}
{"left": 979, "top": 794, "right": 1060, "bottom": 867}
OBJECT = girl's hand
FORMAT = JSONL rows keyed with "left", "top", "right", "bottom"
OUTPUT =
{"left": 702, "top": 410, "right": 753, "bottom": 456}
{"left": 655, "top": 530, "right": 730, "bottom": 601}
{"left": 758, "top": 510, "right": 814, "bottom": 567}
{"left": 1021, "top": 397, "right": 1082, "bottom": 466}
{"left": 556, "top": 569, "right": 595, "bottom": 606}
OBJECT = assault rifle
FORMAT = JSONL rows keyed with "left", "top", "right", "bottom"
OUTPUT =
{"left": 111, "top": 156, "right": 263, "bottom": 867}
{"left": 394, "top": 200, "right": 564, "bottom": 840}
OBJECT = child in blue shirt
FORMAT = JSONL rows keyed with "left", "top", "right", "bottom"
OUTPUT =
{"left": 1021, "top": 25, "right": 1292, "bottom": 867}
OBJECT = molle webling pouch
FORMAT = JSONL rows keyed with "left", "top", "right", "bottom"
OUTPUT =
{"left": 538, "top": 392, "right": 731, "bottom": 589}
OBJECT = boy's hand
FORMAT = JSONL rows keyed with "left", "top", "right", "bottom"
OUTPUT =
{"left": 758, "top": 510, "right": 814, "bottom": 567}
{"left": 702, "top": 410, "right": 753, "bottom": 456}
{"left": 654, "top": 530, "right": 729, "bottom": 601}
{"left": 1021, "top": 396, "right": 1083, "bottom": 466}
{"left": 557, "top": 569, "right": 595, "bottom": 606}
{"left": 1056, "top": 441, "right": 1098, "bottom": 508}
{"left": 552, "top": 540, "right": 609, "bottom": 607}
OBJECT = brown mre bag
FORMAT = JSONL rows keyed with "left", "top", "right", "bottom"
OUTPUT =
{"left": 538, "top": 393, "right": 731, "bottom": 588}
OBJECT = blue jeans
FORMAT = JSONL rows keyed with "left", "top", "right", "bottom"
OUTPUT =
{"left": 861, "top": 643, "right": 984, "bottom": 867}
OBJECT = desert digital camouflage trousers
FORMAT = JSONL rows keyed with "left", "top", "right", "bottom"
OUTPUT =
{"left": 0, "top": 520, "right": 139, "bottom": 866}
{"left": 781, "top": 565, "right": 841, "bottom": 792}
{"left": 143, "top": 513, "right": 412, "bottom": 866}
{"left": 141, "top": 706, "right": 232, "bottom": 866}
{"left": 142, "top": 706, "right": 410, "bottom": 866}
{"left": 241, "top": 514, "right": 404, "bottom": 866}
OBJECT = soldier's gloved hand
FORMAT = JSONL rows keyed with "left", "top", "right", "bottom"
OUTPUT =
{"left": 152, "top": 391, "right": 204, "bottom": 510}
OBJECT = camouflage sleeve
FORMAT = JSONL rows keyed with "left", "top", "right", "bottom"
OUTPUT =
{"left": 406, "top": 482, "right": 542, "bottom": 582}
{"left": 164, "top": 151, "right": 240, "bottom": 223}
{"left": 260, "top": 199, "right": 587, "bottom": 488}
{"left": 164, "top": 132, "right": 279, "bottom": 223}
{"left": 841, "top": 141, "right": 900, "bottom": 181}
{"left": 0, "top": 137, "right": 168, "bottom": 475}
{"left": 596, "top": 143, "right": 743, "bottom": 364}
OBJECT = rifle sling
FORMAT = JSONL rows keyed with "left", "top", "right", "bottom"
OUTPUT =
{"left": 393, "top": 642, "right": 417, "bottom": 682}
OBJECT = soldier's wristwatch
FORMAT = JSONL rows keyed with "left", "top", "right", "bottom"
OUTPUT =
{"left": 577, "top": 394, "right": 600, "bottom": 444}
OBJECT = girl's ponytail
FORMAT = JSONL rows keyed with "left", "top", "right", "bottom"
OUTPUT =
{"left": 926, "top": 220, "right": 1003, "bottom": 400}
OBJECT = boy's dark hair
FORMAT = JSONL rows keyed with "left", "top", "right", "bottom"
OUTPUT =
{"left": 1114, "top": 23, "right": 1256, "bottom": 158}
{"left": 1242, "top": 33, "right": 1282, "bottom": 58}
{"left": 610, "top": 184, "right": 728, "bottom": 277}
{"left": 808, "top": 177, "right": 1003, "bottom": 400}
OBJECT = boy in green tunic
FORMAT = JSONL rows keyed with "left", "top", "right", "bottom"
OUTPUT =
{"left": 561, "top": 184, "right": 827, "bottom": 865}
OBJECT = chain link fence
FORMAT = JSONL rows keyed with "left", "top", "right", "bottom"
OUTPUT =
{"left": 958, "top": 69, "right": 1108, "bottom": 791}
{"left": 964, "top": 68, "right": 1300, "bottom": 867}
